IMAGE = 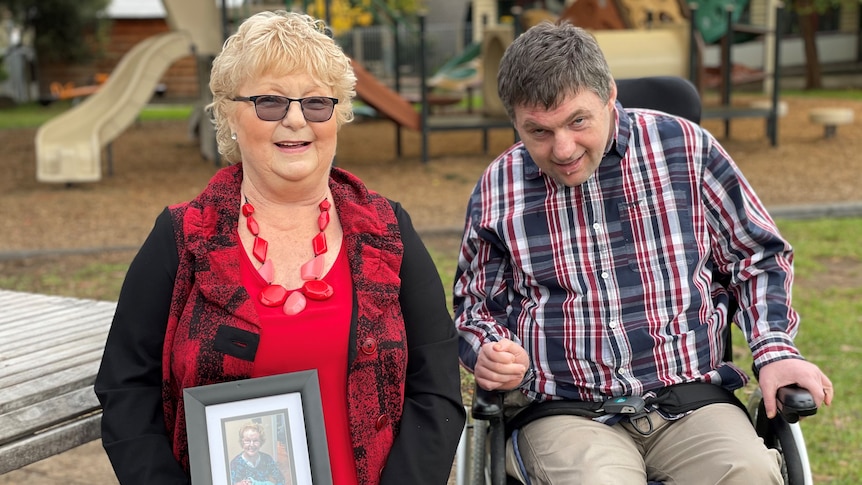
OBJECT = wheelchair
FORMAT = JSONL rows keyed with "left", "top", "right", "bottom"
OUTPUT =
{"left": 459, "top": 76, "right": 819, "bottom": 485}
{"left": 466, "top": 381, "right": 817, "bottom": 485}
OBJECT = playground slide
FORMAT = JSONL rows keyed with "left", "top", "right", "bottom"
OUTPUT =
{"left": 428, "top": 42, "right": 481, "bottom": 92}
{"left": 36, "top": 31, "right": 193, "bottom": 183}
{"left": 351, "top": 59, "right": 421, "bottom": 131}
{"left": 162, "top": 0, "right": 223, "bottom": 57}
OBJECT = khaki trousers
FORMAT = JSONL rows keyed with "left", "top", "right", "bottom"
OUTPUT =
{"left": 505, "top": 403, "right": 783, "bottom": 485}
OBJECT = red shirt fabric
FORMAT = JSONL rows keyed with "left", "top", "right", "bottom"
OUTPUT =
{"left": 241, "top": 242, "right": 358, "bottom": 485}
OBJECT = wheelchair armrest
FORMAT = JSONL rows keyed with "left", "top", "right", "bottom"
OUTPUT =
{"left": 470, "top": 383, "right": 508, "bottom": 484}
{"left": 777, "top": 385, "right": 818, "bottom": 424}
{"left": 472, "top": 384, "right": 504, "bottom": 421}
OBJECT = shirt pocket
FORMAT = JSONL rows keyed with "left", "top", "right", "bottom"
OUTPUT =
{"left": 617, "top": 190, "right": 699, "bottom": 273}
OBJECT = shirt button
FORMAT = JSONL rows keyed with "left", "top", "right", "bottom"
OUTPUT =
{"left": 609, "top": 320, "right": 618, "bottom": 329}
{"left": 593, "top": 223, "right": 601, "bottom": 231}
{"left": 376, "top": 414, "right": 389, "bottom": 430}
{"left": 601, "top": 272, "right": 609, "bottom": 279}
{"left": 360, "top": 338, "right": 378, "bottom": 355}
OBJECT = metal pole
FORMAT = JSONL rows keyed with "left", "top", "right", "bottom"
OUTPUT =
{"left": 722, "top": 5, "right": 733, "bottom": 138}
{"left": 420, "top": 13, "right": 429, "bottom": 163}
{"left": 394, "top": 22, "right": 403, "bottom": 157}
{"left": 688, "top": 3, "right": 699, "bottom": 86}
{"left": 221, "top": 0, "right": 229, "bottom": 42}
{"left": 769, "top": 2, "right": 784, "bottom": 147}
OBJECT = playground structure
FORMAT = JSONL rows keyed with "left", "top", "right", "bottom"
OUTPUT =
{"left": 48, "top": 73, "right": 110, "bottom": 102}
{"left": 33, "top": 0, "right": 789, "bottom": 182}
{"left": 403, "top": 0, "right": 786, "bottom": 161}
{"left": 35, "top": 0, "right": 223, "bottom": 184}
{"left": 33, "top": 0, "right": 521, "bottom": 179}
{"left": 536, "top": 0, "right": 785, "bottom": 145}
{"left": 36, "top": 31, "right": 197, "bottom": 183}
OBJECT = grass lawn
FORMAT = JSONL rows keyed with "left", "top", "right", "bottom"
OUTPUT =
{"left": 728, "top": 217, "right": 862, "bottom": 484}
{"left": 0, "top": 100, "right": 194, "bottom": 129}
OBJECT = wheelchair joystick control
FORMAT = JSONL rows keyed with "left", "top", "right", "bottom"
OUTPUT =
{"left": 777, "top": 385, "right": 817, "bottom": 423}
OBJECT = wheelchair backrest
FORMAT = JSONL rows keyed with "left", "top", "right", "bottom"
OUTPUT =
{"left": 615, "top": 76, "right": 702, "bottom": 124}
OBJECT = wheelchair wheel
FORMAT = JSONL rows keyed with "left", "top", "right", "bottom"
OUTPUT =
{"left": 748, "top": 388, "right": 814, "bottom": 485}
{"left": 470, "top": 417, "right": 489, "bottom": 485}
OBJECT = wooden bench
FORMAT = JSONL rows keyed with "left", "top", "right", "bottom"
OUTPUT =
{"left": 0, "top": 289, "right": 116, "bottom": 474}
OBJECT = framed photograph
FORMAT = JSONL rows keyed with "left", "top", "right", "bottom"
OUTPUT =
{"left": 183, "top": 370, "right": 332, "bottom": 485}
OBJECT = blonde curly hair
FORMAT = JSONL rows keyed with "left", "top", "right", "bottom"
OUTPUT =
{"left": 208, "top": 11, "right": 356, "bottom": 164}
{"left": 237, "top": 422, "right": 267, "bottom": 444}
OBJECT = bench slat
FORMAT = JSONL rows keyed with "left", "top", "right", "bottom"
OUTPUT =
{"left": 0, "top": 300, "right": 115, "bottom": 337}
{"left": 2, "top": 324, "right": 111, "bottom": 360}
{"left": 0, "top": 290, "right": 115, "bottom": 474}
{"left": 0, "top": 413, "right": 102, "bottom": 475}
{"left": 1, "top": 337, "right": 108, "bottom": 379}
{"left": 0, "top": 360, "right": 101, "bottom": 413}
{"left": 0, "top": 291, "right": 114, "bottom": 324}
{"left": 0, "top": 386, "right": 100, "bottom": 445}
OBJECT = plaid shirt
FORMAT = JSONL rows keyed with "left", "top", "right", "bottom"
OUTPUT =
{"left": 454, "top": 104, "right": 801, "bottom": 403}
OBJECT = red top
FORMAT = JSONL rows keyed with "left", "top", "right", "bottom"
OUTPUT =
{"left": 241, "top": 243, "right": 358, "bottom": 485}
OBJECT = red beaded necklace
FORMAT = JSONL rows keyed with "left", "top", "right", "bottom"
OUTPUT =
{"left": 242, "top": 196, "right": 333, "bottom": 315}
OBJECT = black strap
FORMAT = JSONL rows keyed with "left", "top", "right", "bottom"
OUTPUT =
{"left": 505, "top": 382, "right": 744, "bottom": 435}
{"left": 647, "top": 381, "right": 746, "bottom": 414}
{"left": 505, "top": 400, "right": 604, "bottom": 436}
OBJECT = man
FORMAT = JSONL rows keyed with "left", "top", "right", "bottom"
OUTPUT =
{"left": 453, "top": 21, "right": 832, "bottom": 484}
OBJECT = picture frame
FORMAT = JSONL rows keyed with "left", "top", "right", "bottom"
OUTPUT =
{"left": 183, "top": 370, "right": 332, "bottom": 485}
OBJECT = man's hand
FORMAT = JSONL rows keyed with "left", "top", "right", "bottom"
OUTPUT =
{"left": 473, "top": 338, "right": 530, "bottom": 391}
{"left": 758, "top": 358, "right": 833, "bottom": 418}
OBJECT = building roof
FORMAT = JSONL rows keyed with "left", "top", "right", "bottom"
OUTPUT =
{"left": 105, "top": 0, "right": 244, "bottom": 19}
{"left": 106, "top": 0, "right": 166, "bottom": 18}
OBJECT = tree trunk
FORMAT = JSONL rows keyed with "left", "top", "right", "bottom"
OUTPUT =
{"left": 797, "top": 0, "right": 822, "bottom": 89}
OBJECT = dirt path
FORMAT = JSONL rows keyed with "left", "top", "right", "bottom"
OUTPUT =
{"left": 2, "top": 96, "right": 860, "bottom": 257}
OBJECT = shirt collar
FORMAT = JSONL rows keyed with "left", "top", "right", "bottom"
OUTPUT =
{"left": 608, "top": 100, "right": 629, "bottom": 158}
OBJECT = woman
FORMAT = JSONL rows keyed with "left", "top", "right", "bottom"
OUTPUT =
{"left": 230, "top": 423, "right": 285, "bottom": 485}
{"left": 95, "top": 11, "right": 465, "bottom": 485}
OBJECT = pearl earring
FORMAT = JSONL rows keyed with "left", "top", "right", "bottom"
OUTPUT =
{"left": 231, "top": 133, "right": 237, "bottom": 141}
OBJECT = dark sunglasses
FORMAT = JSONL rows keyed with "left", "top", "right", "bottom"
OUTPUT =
{"left": 233, "top": 95, "right": 339, "bottom": 122}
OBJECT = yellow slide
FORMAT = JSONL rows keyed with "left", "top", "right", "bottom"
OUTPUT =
{"left": 35, "top": 31, "right": 193, "bottom": 183}
{"left": 35, "top": 0, "right": 222, "bottom": 184}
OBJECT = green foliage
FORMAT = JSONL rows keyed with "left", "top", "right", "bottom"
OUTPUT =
{"left": 303, "top": 0, "right": 423, "bottom": 31}
{"left": 0, "top": 0, "right": 111, "bottom": 63}
{"left": 368, "top": 0, "right": 424, "bottom": 23}
{"left": 786, "top": 0, "right": 846, "bottom": 16}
